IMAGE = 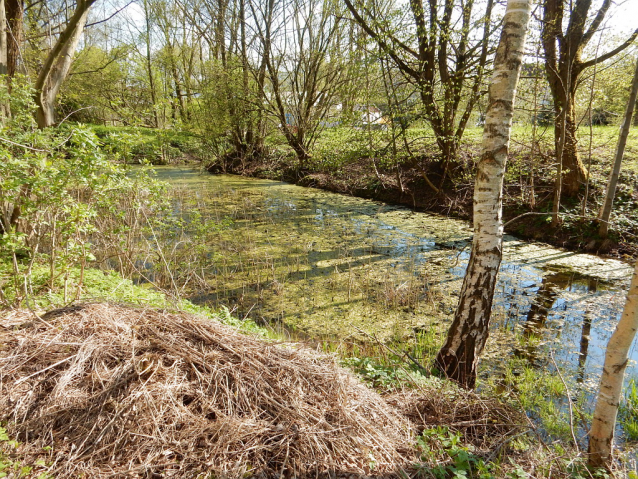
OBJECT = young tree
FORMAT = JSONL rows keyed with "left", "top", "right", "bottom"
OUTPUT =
{"left": 153, "top": 0, "right": 191, "bottom": 122}
{"left": 0, "top": 0, "right": 7, "bottom": 120}
{"left": 434, "top": 0, "right": 531, "bottom": 389}
{"left": 541, "top": 0, "right": 638, "bottom": 197}
{"left": 255, "top": 0, "right": 351, "bottom": 168}
{"left": 179, "top": 0, "right": 268, "bottom": 162}
{"left": 142, "top": 0, "right": 161, "bottom": 127}
{"left": 589, "top": 260, "right": 638, "bottom": 468}
{"left": 343, "top": 0, "right": 496, "bottom": 184}
{"left": 597, "top": 57, "right": 638, "bottom": 238}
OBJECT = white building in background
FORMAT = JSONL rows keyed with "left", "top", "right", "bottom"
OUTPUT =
{"left": 354, "top": 105, "right": 387, "bottom": 130}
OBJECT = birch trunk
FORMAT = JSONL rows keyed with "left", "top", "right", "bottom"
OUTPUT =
{"left": 598, "top": 57, "right": 638, "bottom": 238}
{"left": 0, "top": 0, "right": 7, "bottom": 120}
{"left": 34, "top": 0, "right": 96, "bottom": 128}
{"left": 434, "top": 0, "right": 531, "bottom": 389}
{"left": 0, "top": 0, "right": 7, "bottom": 77}
{"left": 589, "top": 260, "right": 638, "bottom": 468}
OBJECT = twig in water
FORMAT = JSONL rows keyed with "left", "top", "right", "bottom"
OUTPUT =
{"left": 550, "top": 351, "right": 580, "bottom": 453}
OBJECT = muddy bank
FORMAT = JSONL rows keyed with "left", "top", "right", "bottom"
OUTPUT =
{"left": 207, "top": 156, "right": 637, "bottom": 259}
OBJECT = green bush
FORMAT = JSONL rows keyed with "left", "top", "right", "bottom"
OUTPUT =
{"left": 0, "top": 77, "right": 166, "bottom": 307}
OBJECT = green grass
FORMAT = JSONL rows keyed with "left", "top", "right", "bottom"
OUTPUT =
{"left": 0, "top": 426, "right": 52, "bottom": 479}
{"left": 620, "top": 378, "right": 638, "bottom": 441}
{"left": 0, "top": 256, "right": 269, "bottom": 337}
{"left": 90, "top": 125, "right": 209, "bottom": 165}
{"left": 264, "top": 123, "right": 637, "bottom": 183}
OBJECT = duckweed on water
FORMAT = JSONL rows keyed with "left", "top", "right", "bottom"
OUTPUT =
{"left": 150, "top": 168, "right": 633, "bottom": 363}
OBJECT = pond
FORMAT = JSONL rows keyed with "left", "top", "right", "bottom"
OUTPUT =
{"left": 147, "top": 166, "right": 636, "bottom": 406}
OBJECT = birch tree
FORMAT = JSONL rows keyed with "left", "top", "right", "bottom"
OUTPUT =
{"left": 598, "top": 57, "right": 638, "bottom": 239}
{"left": 434, "top": 0, "right": 531, "bottom": 389}
{"left": 589, "top": 260, "right": 638, "bottom": 468}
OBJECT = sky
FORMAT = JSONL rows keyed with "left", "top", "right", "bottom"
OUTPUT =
{"left": 596, "top": 0, "right": 638, "bottom": 36}
{"left": 119, "top": 0, "right": 638, "bottom": 44}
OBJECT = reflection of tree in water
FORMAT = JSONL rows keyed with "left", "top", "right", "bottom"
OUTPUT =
{"left": 519, "top": 273, "right": 598, "bottom": 369}
{"left": 578, "top": 312, "right": 592, "bottom": 384}
{"left": 523, "top": 274, "right": 562, "bottom": 339}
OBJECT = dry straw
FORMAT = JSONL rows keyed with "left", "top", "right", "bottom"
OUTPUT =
{"left": 0, "top": 304, "right": 415, "bottom": 478}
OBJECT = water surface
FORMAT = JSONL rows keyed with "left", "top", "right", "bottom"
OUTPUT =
{"left": 151, "top": 166, "right": 636, "bottom": 397}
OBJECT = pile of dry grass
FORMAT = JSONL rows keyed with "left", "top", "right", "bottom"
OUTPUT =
{"left": 390, "top": 389, "right": 527, "bottom": 452}
{"left": 0, "top": 304, "right": 414, "bottom": 478}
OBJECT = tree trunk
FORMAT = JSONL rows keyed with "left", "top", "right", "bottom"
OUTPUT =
{"left": 0, "top": 0, "right": 6, "bottom": 77}
{"left": 542, "top": 0, "right": 638, "bottom": 200}
{"left": 434, "top": 0, "right": 531, "bottom": 389}
{"left": 0, "top": 0, "right": 7, "bottom": 120}
{"left": 598, "top": 57, "right": 638, "bottom": 238}
{"left": 6, "top": 0, "right": 23, "bottom": 82}
{"left": 143, "top": 0, "right": 160, "bottom": 128}
{"left": 283, "top": 127, "right": 309, "bottom": 169}
{"left": 589, "top": 260, "right": 638, "bottom": 469}
{"left": 555, "top": 96, "right": 588, "bottom": 196}
{"left": 34, "top": 0, "right": 96, "bottom": 128}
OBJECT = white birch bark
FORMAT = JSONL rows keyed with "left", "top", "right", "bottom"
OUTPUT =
{"left": 0, "top": 0, "right": 7, "bottom": 76}
{"left": 589, "top": 260, "right": 638, "bottom": 468}
{"left": 434, "top": 0, "right": 531, "bottom": 389}
{"left": 0, "top": 0, "right": 8, "bottom": 120}
{"left": 598, "top": 57, "right": 638, "bottom": 238}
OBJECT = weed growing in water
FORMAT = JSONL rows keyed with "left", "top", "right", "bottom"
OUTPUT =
{"left": 620, "top": 378, "right": 638, "bottom": 441}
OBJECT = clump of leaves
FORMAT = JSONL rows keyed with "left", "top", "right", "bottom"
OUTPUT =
{"left": 0, "top": 426, "right": 51, "bottom": 478}
{"left": 342, "top": 356, "right": 427, "bottom": 391}
{"left": 0, "top": 76, "right": 171, "bottom": 308}
{"left": 342, "top": 356, "right": 417, "bottom": 390}
{"left": 415, "top": 426, "right": 498, "bottom": 479}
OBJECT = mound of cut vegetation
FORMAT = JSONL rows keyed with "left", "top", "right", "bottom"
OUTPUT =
{"left": 0, "top": 304, "right": 414, "bottom": 478}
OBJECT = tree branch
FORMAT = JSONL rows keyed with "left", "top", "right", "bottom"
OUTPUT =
{"left": 580, "top": 28, "right": 638, "bottom": 70}
{"left": 342, "top": 0, "right": 419, "bottom": 79}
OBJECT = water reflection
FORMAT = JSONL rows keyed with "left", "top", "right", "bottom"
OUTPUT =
{"left": 151, "top": 167, "right": 635, "bottom": 390}
{"left": 490, "top": 260, "right": 634, "bottom": 389}
{"left": 578, "top": 312, "right": 593, "bottom": 384}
